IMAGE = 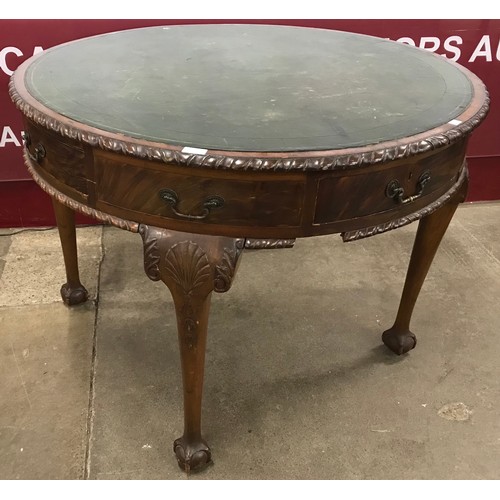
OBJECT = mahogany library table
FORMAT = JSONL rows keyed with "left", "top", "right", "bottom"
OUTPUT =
{"left": 10, "top": 24, "right": 489, "bottom": 472}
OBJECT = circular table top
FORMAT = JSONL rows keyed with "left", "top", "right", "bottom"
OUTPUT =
{"left": 21, "top": 24, "right": 478, "bottom": 154}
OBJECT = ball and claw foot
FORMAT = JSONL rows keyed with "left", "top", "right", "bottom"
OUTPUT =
{"left": 174, "top": 436, "right": 212, "bottom": 473}
{"left": 60, "top": 282, "right": 88, "bottom": 306}
{"left": 382, "top": 326, "right": 417, "bottom": 355}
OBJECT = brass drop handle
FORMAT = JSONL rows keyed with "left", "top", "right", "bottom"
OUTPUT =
{"left": 22, "top": 131, "right": 46, "bottom": 164}
{"left": 386, "top": 170, "right": 431, "bottom": 204}
{"left": 159, "top": 188, "right": 224, "bottom": 220}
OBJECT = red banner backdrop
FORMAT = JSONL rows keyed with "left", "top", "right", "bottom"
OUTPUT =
{"left": 1, "top": 19, "right": 498, "bottom": 227}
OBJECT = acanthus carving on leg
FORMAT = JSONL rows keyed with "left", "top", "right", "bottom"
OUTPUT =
{"left": 138, "top": 224, "right": 161, "bottom": 281}
{"left": 139, "top": 225, "right": 244, "bottom": 472}
{"left": 139, "top": 224, "right": 244, "bottom": 293}
{"left": 214, "top": 240, "right": 245, "bottom": 293}
{"left": 164, "top": 241, "right": 212, "bottom": 294}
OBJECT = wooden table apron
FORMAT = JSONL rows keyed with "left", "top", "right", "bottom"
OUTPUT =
{"left": 9, "top": 33, "right": 489, "bottom": 473}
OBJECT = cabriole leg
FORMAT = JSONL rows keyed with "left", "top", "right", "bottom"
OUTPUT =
{"left": 52, "top": 198, "right": 88, "bottom": 306}
{"left": 382, "top": 177, "right": 468, "bottom": 355}
{"left": 139, "top": 225, "right": 244, "bottom": 472}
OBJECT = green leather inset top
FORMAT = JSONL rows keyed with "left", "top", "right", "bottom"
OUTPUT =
{"left": 24, "top": 24, "right": 473, "bottom": 152}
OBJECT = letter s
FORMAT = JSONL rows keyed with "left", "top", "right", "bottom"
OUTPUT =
{"left": 444, "top": 36, "right": 463, "bottom": 62}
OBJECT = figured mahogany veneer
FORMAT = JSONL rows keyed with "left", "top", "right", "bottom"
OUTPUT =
{"left": 9, "top": 25, "right": 490, "bottom": 475}
{"left": 22, "top": 119, "right": 471, "bottom": 240}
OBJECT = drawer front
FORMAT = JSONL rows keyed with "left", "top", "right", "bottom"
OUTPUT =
{"left": 314, "top": 142, "right": 466, "bottom": 224}
{"left": 23, "top": 121, "right": 88, "bottom": 195}
{"left": 95, "top": 156, "right": 305, "bottom": 228}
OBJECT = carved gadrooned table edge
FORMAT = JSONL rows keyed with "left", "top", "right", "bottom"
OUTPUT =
{"left": 244, "top": 239, "right": 296, "bottom": 249}
{"left": 8, "top": 67, "right": 489, "bottom": 172}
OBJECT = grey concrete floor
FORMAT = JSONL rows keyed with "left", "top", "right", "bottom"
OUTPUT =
{"left": 1, "top": 204, "right": 500, "bottom": 479}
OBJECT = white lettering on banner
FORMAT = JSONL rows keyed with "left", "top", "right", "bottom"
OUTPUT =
{"left": 443, "top": 36, "right": 463, "bottom": 62}
{"left": 0, "top": 46, "right": 22, "bottom": 76}
{"left": 397, "top": 35, "right": 464, "bottom": 62}
{"left": 0, "top": 126, "right": 22, "bottom": 147}
{"left": 0, "top": 46, "right": 44, "bottom": 76}
{"left": 469, "top": 35, "right": 493, "bottom": 62}
{"left": 419, "top": 37, "right": 440, "bottom": 52}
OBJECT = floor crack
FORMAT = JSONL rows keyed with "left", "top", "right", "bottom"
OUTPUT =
{"left": 83, "top": 225, "right": 106, "bottom": 480}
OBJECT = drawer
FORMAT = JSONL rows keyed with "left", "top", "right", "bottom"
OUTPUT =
{"left": 314, "top": 142, "right": 465, "bottom": 224}
{"left": 95, "top": 156, "right": 306, "bottom": 228}
{"left": 23, "top": 121, "right": 89, "bottom": 195}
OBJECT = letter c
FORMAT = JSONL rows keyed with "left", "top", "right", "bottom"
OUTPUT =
{"left": 0, "top": 46, "right": 23, "bottom": 76}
